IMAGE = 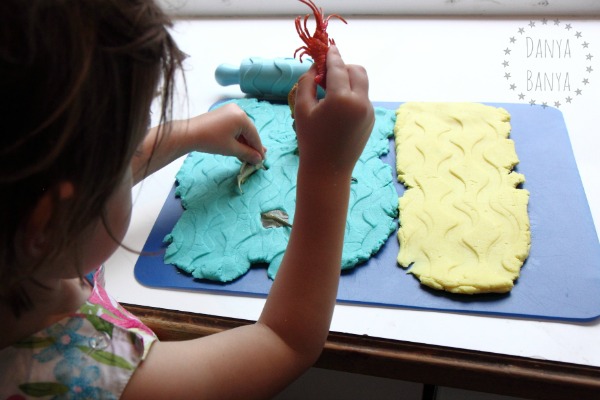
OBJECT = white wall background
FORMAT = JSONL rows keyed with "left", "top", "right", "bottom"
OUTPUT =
{"left": 158, "top": 0, "right": 600, "bottom": 17}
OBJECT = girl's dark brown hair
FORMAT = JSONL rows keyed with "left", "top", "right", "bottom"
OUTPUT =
{"left": 0, "top": 0, "right": 186, "bottom": 314}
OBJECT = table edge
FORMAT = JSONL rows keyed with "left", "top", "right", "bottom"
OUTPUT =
{"left": 124, "top": 303, "right": 600, "bottom": 399}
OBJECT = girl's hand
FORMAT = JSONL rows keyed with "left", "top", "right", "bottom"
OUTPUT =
{"left": 181, "top": 103, "right": 266, "bottom": 165}
{"left": 132, "top": 103, "right": 265, "bottom": 184}
{"left": 293, "top": 45, "right": 374, "bottom": 177}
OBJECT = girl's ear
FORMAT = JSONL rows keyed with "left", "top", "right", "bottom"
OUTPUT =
{"left": 20, "top": 182, "right": 74, "bottom": 260}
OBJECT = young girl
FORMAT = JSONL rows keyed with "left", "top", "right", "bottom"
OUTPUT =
{"left": 0, "top": 0, "right": 374, "bottom": 398}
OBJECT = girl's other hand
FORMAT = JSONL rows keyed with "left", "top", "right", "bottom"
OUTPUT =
{"left": 293, "top": 45, "right": 374, "bottom": 177}
{"left": 133, "top": 103, "right": 265, "bottom": 184}
{"left": 182, "top": 103, "right": 266, "bottom": 165}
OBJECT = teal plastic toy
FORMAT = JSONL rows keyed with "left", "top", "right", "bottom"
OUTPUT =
{"left": 215, "top": 57, "right": 325, "bottom": 99}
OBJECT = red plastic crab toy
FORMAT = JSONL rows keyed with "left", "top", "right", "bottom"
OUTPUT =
{"left": 293, "top": 0, "right": 347, "bottom": 89}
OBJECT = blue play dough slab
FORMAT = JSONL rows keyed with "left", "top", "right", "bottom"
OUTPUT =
{"left": 161, "top": 99, "right": 398, "bottom": 282}
{"left": 134, "top": 102, "right": 600, "bottom": 322}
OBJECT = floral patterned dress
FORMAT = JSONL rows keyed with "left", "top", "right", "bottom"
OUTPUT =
{"left": 0, "top": 267, "right": 157, "bottom": 400}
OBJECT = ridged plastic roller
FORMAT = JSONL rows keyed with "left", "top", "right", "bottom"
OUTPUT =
{"left": 215, "top": 57, "right": 325, "bottom": 99}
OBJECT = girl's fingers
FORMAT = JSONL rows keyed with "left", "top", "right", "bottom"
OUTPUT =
{"left": 324, "top": 46, "right": 350, "bottom": 93}
{"left": 238, "top": 129, "right": 265, "bottom": 160}
{"left": 236, "top": 134, "right": 265, "bottom": 164}
{"left": 294, "top": 63, "right": 318, "bottom": 115}
{"left": 346, "top": 65, "right": 370, "bottom": 96}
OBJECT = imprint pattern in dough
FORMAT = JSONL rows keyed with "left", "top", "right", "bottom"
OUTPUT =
{"left": 163, "top": 98, "right": 398, "bottom": 282}
{"left": 394, "top": 102, "right": 531, "bottom": 294}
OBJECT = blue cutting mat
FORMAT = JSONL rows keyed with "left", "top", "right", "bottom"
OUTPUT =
{"left": 134, "top": 102, "right": 600, "bottom": 322}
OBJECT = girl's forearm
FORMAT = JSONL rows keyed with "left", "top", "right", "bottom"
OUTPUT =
{"left": 131, "top": 122, "right": 189, "bottom": 185}
{"left": 258, "top": 164, "right": 353, "bottom": 360}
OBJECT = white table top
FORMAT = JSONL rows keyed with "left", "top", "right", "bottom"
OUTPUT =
{"left": 104, "top": 17, "right": 600, "bottom": 368}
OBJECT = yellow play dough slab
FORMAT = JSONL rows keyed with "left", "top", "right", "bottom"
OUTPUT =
{"left": 394, "top": 102, "right": 531, "bottom": 294}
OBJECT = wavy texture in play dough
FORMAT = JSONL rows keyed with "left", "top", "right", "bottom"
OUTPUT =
{"left": 394, "top": 102, "right": 530, "bottom": 294}
{"left": 164, "top": 98, "right": 398, "bottom": 282}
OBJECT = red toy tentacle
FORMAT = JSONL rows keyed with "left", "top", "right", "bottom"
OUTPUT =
{"left": 292, "top": 0, "right": 347, "bottom": 89}
{"left": 300, "top": 0, "right": 324, "bottom": 31}
{"left": 303, "top": 14, "right": 310, "bottom": 39}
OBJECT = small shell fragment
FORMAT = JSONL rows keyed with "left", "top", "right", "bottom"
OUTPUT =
{"left": 261, "top": 210, "right": 293, "bottom": 229}
{"left": 237, "top": 159, "right": 266, "bottom": 193}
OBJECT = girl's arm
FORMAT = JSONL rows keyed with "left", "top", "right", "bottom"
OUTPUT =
{"left": 122, "top": 46, "right": 374, "bottom": 400}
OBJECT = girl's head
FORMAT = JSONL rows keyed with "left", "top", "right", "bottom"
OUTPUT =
{"left": 0, "top": 0, "right": 185, "bottom": 313}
